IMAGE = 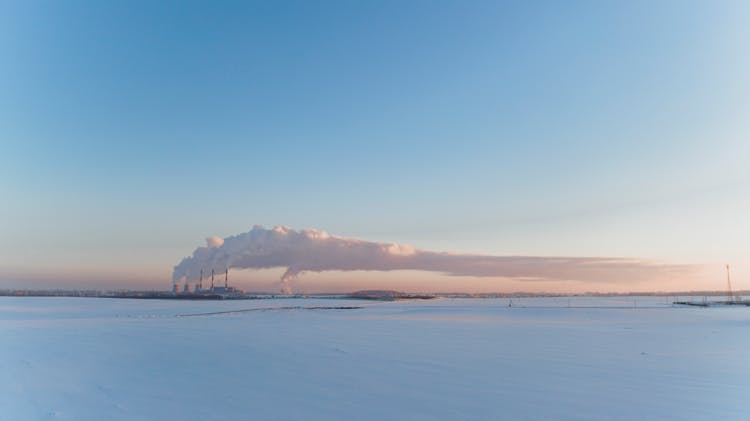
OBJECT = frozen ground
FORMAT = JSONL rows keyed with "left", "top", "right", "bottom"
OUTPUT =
{"left": 1, "top": 296, "right": 749, "bottom": 420}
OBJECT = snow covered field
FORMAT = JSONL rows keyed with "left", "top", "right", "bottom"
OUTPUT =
{"left": 1, "top": 296, "right": 749, "bottom": 420}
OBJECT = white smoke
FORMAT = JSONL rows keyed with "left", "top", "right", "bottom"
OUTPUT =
{"left": 206, "top": 236, "right": 224, "bottom": 248}
{"left": 173, "top": 225, "right": 691, "bottom": 293}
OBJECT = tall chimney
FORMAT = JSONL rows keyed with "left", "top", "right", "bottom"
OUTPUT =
{"left": 225, "top": 268, "right": 228, "bottom": 288}
{"left": 199, "top": 269, "right": 203, "bottom": 290}
{"left": 211, "top": 269, "right": 215, "bottom": 290}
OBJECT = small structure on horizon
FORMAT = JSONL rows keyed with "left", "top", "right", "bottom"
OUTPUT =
{"left": 726, "top": 264, "right": 735, "bottom": 302}
{"left": 674, "top": 264, "right": 749, "bottom": 307}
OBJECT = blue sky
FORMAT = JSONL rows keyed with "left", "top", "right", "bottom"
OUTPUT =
{"left": 1, "top": 1, "right": 748, "bottom": 291}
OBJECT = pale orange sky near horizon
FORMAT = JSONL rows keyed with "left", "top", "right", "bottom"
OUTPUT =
{"left": 1, "top": 262, "right": 744, "bottom": 294}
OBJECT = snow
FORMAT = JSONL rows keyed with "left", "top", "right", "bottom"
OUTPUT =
{"left": 1, "top": 296, "right": 749, "bottom": 420}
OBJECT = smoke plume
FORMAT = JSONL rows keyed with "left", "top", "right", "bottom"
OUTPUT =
{"left": 173, "top": 225, "right": 691, "bottom": 293}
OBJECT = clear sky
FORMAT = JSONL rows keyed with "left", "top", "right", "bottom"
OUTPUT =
{"left": 1, "top": 0, "right": 748, "bottom": 292}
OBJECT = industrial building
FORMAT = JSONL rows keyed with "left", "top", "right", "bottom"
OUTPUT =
{"left": 172, "top": 268, "right": 242, "bottom": 299}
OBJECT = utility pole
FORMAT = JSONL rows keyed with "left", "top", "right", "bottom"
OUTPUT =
{"left": 726, "top": 264, "right": 734, "bottom": 302}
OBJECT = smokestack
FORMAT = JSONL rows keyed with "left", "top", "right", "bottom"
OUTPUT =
{"left": 199, "top": 269, "right": 203, "bottom": 290}
{"left": 225, "top": 268, "right": 228, "bottom": 289}
{"left": 211, "top": 269, "right": 215, "bottom": 290}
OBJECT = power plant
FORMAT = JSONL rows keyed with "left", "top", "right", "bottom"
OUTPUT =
{"left": 169, "top": 268, "right": 243, "bottom": 299}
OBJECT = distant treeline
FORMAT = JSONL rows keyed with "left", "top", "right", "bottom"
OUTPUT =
{"left": 434, "top": 291, "right": 750, "bottom": 298}
{"left": 1, "top": 289, "right": 747, "bottom": 298}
